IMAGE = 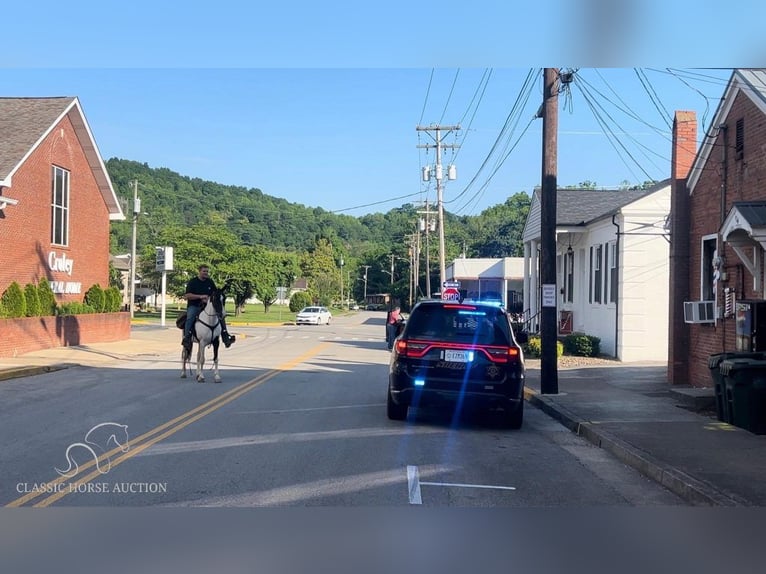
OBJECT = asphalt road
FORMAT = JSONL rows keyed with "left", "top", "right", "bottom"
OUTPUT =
{"left": 0, "top": 311, "right": 684, "bottom": 508}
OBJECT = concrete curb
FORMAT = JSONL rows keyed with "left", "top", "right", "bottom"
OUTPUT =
{"left": 523, "top": 387, "right": 749, "bottom": 507}
{"left": 0, "top": 364, "right": 72, "bottom": 382}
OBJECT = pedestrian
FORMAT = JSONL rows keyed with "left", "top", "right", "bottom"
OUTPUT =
{"left": 182, "top": 264, "right": 236, "bottom": 349}
{"left": 387, "top": 306, "right": 401, "bottom": 350}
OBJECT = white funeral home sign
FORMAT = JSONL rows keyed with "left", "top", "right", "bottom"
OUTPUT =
{"left": 47, "top": 250, "right": 81, "bottom": 294}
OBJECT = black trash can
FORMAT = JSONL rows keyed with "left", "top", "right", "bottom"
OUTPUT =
{"left": 719, "top": 358, "right": 766, "bottom": 434}
{"left": 709, "top": 352, "right": 764, "bottom": 421}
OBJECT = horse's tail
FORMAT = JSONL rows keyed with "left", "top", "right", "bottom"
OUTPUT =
{"left": 55, "top": 442, "right": 103, "bottom": 478}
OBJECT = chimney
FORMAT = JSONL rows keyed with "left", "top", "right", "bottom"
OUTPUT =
{"left": 668, "top": 111, "right": 697, "bottom": 386}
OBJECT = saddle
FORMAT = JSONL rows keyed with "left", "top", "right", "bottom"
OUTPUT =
{"left": 175, "top": 312, "right": 187, "bottom": 330}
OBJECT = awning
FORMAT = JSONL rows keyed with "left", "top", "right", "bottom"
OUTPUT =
{"left": 720, "top": 202, "right": 766, "bottom": 249}
{"left": 720, "top": 202, "right": 766, "bottom": 281}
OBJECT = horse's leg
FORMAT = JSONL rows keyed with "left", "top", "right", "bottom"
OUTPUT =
{"left": 196, "top": 340, "right": 206, "bottom": 382}
{"left": 181, "top": 346, "right": 189, "bottom": 379}
{"left": 212, "top": 337, "right": 221, "bottom": 383}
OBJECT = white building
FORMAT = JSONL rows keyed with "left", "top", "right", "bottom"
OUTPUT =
{"left": 521, "top": 181, "right": 671, "bottom": 361}
{"left": 446, "top": 257, "right": 525, "bottom": 312}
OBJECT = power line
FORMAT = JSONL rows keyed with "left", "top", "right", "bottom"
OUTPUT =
{"left": 634, "top": 68, "right": 672, "bottom": 128}
{"left": 438, "top": 69, "right": 460, "bottom": 125}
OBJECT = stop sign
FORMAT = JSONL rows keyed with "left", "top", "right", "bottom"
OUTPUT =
{"left": 442, "top": 287, "right": 460, "bottom": 301}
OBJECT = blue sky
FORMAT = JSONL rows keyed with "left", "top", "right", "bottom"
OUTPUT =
{"left": 2, "top": 2, "right": 761, "bottom": 216}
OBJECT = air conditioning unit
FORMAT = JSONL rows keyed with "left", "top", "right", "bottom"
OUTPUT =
{"left": 683, "top": 301, "right": 715, "bottom": 323}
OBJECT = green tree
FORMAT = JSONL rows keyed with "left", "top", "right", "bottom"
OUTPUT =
{"left": 24, "top": 283, "right": 42, "bottom": 317}
{"left": 37, "top": 280, "right": 57, "bottom": 316}
{"left": 1, "top": 282, "right": 27, "bottom": 318}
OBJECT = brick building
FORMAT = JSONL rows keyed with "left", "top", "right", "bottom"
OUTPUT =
{"left": 0, "top": 97, "right": 124, "bottom": 302}
{"left": 669, "top": 69, "right": 766, "bottom": 387}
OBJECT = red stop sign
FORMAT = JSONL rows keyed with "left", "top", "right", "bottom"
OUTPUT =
{"left": 442, "top": 287, "right": 460, "bottom": 301}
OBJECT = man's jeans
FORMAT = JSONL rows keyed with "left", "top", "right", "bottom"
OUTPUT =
{"left": 184, "top": 305, "right": 202, "bottom": 340}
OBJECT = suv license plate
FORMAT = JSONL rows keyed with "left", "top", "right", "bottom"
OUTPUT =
{"left": 444, "top": 350, "right": 473, "bottom": 362}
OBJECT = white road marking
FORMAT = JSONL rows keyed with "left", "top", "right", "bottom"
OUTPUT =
{"left": 407, "top": 465, "right": 517, "bottom": 504}
{"left": 419, "top": 481, "right": 516, "bottom": 491}
{"left": 407, "top": 465, "right": 422, "bottom": 505}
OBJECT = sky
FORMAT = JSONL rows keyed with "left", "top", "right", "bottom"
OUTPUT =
{"left": 2, "top": 1, "right": 762, "bottom": 218}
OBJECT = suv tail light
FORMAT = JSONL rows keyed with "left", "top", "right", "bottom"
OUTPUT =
{"left": 394, "top": 340, "right": 429, "bottom": 358}
{"left": 485, "top": 346, "right": 521, "bottom": 363}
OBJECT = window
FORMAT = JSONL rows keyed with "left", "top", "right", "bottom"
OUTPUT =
{"left": 589, "top": 246, "right": 593, "bottom": 303}
{"left": 564, "top": 250, "right": 574, "bottom": 303}
{"left": 603, "top": 242, "right": 609, "bottom": 303}
{"left": 51, "top": 166, "right": 70, "bottom": 246}
{"left": 609, "top": 243, "right": 617, "bottom": 303}
{"left": 594, "top": 245, "right": 603, "bottom": 304}
{"left": 701, "top": 235, "right": 717, "bottom": 300}
{"left": 735, "top": 118, "right": 744, "bottom": 160}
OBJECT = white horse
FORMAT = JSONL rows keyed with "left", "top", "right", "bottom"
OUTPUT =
{"left": 181, "top": 286, "right": 227, "bottom": 383}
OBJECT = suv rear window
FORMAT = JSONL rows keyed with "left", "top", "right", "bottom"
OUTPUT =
{"left": 405, "top": 305, "right": 511, "bottom": 346}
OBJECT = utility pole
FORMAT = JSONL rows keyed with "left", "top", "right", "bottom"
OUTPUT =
{"left": 339, "top": 256, "right": 344, "bottom": 310}
{"left": 417, "top": 200, "right": 436, "bottom": 298}
{"left": 362, "top": 265, "right": 371, "bottom": 302}
{"left": 129, "top": 179, "right": 140, "bottom": 319}
{"left": 417, "top": 124, "right": 460, "bottom": 292}
{"left": 540, "top": 68, "right": 559, "bottom": 395}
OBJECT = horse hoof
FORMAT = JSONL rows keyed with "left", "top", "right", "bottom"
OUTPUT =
{"left": 214, "top": 378, "right": 222, "bottom": 384}
{"left": 197, "top": 377, "right": 205, "bottom": 383}
{"left": 180, "top": 373, "right": 187, "bottom": 379}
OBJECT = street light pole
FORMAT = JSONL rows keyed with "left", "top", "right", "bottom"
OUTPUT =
{"left": 339, "top": 257, "right": 344, "bottom": 310}
{"left": 129, "top": 180, "right": 140, "bottom": 319}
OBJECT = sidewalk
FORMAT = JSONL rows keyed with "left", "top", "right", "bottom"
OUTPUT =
{"left": 524, "top": 362, "right": 766, "bottom": 506}
{"left": 2, "top": 330, "right": 766, "bottom": 506}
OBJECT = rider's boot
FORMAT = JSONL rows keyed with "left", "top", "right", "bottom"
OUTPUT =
{"left": 222, "top": 331, "right": 236, "bottom": 348}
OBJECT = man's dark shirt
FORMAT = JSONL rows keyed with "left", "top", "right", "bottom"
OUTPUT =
{"left": 185, "top": 277, "right": 216, "bottom": 308}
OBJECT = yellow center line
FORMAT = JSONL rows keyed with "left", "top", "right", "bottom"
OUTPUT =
{"left": 7, "top": 343, "right": 329, "bottom": 507}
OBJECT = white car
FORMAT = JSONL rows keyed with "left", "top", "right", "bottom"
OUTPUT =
{"left": 295, "top": 306, "right": 332, "bottom": 325}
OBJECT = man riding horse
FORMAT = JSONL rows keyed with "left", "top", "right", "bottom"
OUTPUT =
{"left": 182, "top": 264, "right": 236, "bottom": 349}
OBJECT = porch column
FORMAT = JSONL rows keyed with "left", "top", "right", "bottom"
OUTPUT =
{"left": 530, "top": 239, "right": 539, "bottom": 326}
{"left": 523, "top": 241, "right": 531, "bottom": 314}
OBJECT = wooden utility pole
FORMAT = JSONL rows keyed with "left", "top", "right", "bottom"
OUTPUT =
{"left": 540, "top": 68, "right": 559, "bottom": 395}
{"left": 416, "top": 124, "right": 460, "bottom": 292}
{"left": 129, "top": 179, "right": 139, "bottom": 319}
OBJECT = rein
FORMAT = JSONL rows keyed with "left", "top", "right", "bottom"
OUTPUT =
{"left": 197, "top": 304, "right": 221, "bottom": 331}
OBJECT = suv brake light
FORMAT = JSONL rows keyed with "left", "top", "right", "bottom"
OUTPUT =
{"left": 485, "top": 346, "right": 521, "bottom": 363}
{"left": 395, "top": 340, "right": 429, "bottom": 358}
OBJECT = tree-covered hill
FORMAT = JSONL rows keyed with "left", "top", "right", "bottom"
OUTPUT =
{"left": 106, "top": 157, "right": 532, "bottom": 306}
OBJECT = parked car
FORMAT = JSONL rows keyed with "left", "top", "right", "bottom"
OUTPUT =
{"left": 295, "top": 306, "right": 332, "bottom": 325}
{"left": 387, "top": 299, "right": 527, "bottom": 428}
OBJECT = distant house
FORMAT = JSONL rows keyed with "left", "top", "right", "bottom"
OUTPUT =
{"left": 522, "top": 181, "right": 671, "bottom": 361}
{"left": 446, "top": 257, "right": 524, "bottom": 312}
{"left": 669, "top": 69, "right": 766, "bottom": 387}
{"left": 0, "top": 97, "right": 124, "bottom": 300}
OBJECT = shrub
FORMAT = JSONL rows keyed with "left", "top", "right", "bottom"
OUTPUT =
{"left": 563, "top": 333, "right": 601, "bottom": 357}
{"left": 37, "top": 279, "right": 57, "bottom": 316}
{"left": 24, "top": 283, "right": 42, "bottom": 317}
{"left": 289, "top": 291, "right": 312, "bottom": 312}
{"left": 57, "top": 302, "right": 97, "bottom": 315}
{"left": 84, "top": 284, "right": 106, "bottom": 313}
{"left": 523, "top": 335, "right": 563, "bottom": 359}
{"left": 104, "top": 287, "right": 122, "bottom": 312}
{"left": 1, "top": 282, "right": 27, "bottom": 318}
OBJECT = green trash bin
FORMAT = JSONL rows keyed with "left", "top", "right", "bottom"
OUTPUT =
{"left": 709, "top": 352, "right": 764, "bottom": 421}
{"left": 719, "top": 358, "right": 766, "bottom": 434}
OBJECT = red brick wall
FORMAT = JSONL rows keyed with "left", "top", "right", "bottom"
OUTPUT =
{"left": 687, "top": 90, "right": 766, "bottom": 387}
{"left": 0, "top": 114, "right": 110, "bottom": 302}
{"left": 0, "top": 313, "right": 130, "bottom": 358}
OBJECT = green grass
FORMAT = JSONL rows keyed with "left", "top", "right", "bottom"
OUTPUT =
{"left": 133, "top": 303, "right": 354, "bottom": 324}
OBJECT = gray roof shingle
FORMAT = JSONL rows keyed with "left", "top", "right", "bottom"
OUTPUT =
{"left": 553, "top": 179, "right": 670, "bottom": 226}
{"left": 0, "top": 97, "right": 76, "bottom": 180}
